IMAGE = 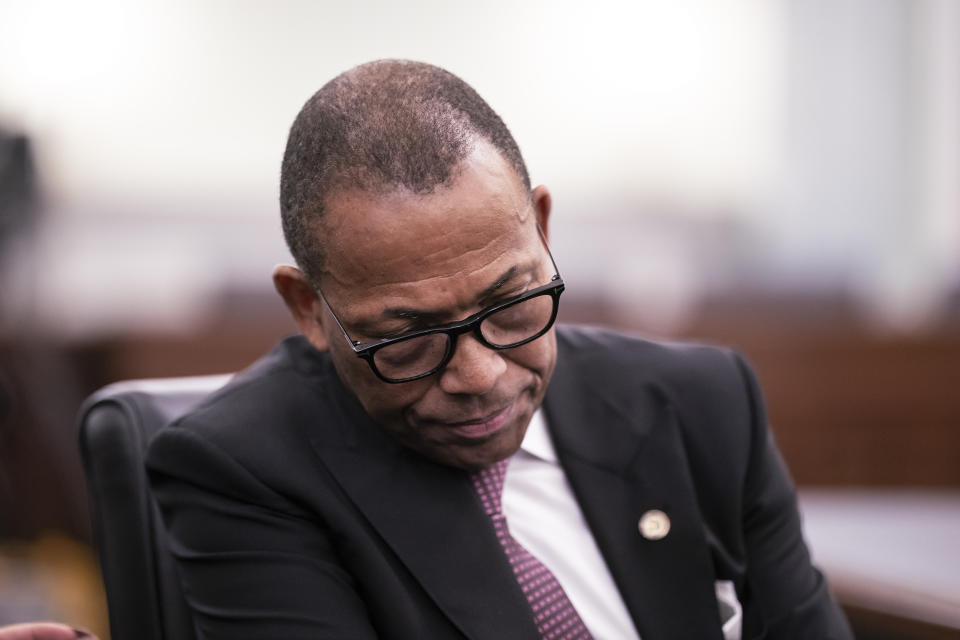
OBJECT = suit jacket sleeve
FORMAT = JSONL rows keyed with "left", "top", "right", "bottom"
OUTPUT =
{"left": 730, "top": 351, "right": 852, "bottom": 639}
{"left": 147, "top": 426, "right": 379, "bottom": 640}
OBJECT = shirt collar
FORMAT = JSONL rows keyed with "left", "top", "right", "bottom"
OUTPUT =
{"left": 517, "top": 408, "right": 559, "bottom": 463}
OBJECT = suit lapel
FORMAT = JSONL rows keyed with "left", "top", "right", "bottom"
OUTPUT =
{"left": 543, "top": 334, "right": 725, "bottom": 640}
{"left": 308, "top": 372, "right": 539, "bottom": 640}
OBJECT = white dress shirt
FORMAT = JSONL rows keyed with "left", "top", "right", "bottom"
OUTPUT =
{"left": 502, "top": 410, "right": 742, "bottom": 640}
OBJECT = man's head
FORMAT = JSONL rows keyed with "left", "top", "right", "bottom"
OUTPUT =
{"left": 279, "top": 59, "right": 531, "bottom": 283}
{"left": 274, "top": 60, "right": 558, "bottom": 470}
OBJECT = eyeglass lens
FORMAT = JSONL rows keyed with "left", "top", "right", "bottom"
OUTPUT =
{"left": 371, "top": 292, "right": 556, "bottom": 381}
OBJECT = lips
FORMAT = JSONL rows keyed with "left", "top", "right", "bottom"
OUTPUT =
{"left": 426, "top": 404, "right": 515, "bottom": 441}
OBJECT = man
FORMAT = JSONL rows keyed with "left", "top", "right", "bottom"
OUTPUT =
{"left": 146, "top": 60, "right": 852, "bottom": 639}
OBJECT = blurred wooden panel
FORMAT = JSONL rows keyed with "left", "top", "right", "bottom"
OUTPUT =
{"left": 696, "top": 329, "right": 960, "bottom": 486}
{"left": 844, "top": 605, "right": 960, "bottom": 640}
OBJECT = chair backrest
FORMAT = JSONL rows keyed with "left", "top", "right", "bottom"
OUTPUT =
{"left": 78, "top": 375, "right": 231, "bottom": 640}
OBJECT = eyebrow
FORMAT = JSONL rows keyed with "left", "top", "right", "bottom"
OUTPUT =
{"left": 351, "top": 264, "right": 532, "bottom": 335}
{"left": 477, "top": 265, "right": 521, "bottom": 302}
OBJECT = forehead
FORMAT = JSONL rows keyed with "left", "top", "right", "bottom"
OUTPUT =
{"left": 319, "top": 145, "right": 535, "bottom": 304}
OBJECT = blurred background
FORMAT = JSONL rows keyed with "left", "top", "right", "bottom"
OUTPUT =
{"left": 1, "top": 0, "right": 957, "bottom": 637}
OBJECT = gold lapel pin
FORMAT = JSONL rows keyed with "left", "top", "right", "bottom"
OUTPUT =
{"left": 638, "top": 509, "right": 671, "bottom": 540}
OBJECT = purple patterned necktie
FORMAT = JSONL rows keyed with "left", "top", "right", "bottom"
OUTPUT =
{"left": 470, "top": 459, "right": 593, "bottom": 640}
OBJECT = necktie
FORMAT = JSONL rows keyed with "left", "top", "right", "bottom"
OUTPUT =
{"left": 470, "top": 459, "right": 593, "bottom": 640}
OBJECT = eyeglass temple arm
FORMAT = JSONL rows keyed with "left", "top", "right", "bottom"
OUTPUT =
{"left": 316, "top": 289, "right": 363, "bottom": 347}
{"left": 536, "top": 222, "right": 562, "bottom": 281}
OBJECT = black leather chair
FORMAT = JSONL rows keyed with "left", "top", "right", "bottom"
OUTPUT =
{"left": 78, "top": 375, "right": 230, "bottom": 640}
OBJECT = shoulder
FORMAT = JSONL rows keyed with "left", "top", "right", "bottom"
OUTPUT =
{"left": 552, "top": 324, "right": 762, "bottom": 498}
{"left": 179, "top": 334, "right": 335, "bottom": 435}
{"left": 145, "top": 335, "right": 348, "bottom": 496}
{"left": 555, "top": 324, "right": 753, "bottom": 406}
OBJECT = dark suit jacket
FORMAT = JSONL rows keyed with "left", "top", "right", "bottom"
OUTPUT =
{"left": 146, "top": 326, "right": 851, "bottom": 639}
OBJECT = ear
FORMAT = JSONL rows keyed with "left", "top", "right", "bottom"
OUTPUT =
{"left": 531, "top": 185, "right": 552, "bottom": 240}
{"left": 272, "top": 264, "right": 329, "bottom": 351}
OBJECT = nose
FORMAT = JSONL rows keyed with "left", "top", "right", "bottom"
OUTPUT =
{"left": 438, "top": 333, "right": 507, "bottom": 395}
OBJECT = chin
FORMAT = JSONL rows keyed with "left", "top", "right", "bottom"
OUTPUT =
{"left": 431, "top": 432, "right": 523, "bottom": 471}
{"left": 471, "top": 426, "right": 528, "bottom": 469}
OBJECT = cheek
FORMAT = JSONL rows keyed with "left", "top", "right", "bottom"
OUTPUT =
{"left": 330, "top": 348, "right": 431, "bottom": 417}
{"left": 361, "top": 383, "right": 424, "bottom": 416}
{"left": 507, "top": 332, "right": 557, "bottom": 378}
{"left": 324, "top": 339, "right": 378, "bottom": 399}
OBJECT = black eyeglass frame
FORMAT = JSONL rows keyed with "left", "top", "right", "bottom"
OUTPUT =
{"left": 317, "top": 226, "right": 565, "bottom": 384}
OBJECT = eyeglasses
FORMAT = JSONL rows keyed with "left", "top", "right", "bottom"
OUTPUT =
{"left": 318, "top": 226, "right": 565, "bottom": 384}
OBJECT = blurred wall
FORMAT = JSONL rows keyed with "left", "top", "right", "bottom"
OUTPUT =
{"left": 1, "top": 0, "right": 957, "bottom": 336}
{"left": 0, "top": 0, "right": 958, "bottom": 500}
